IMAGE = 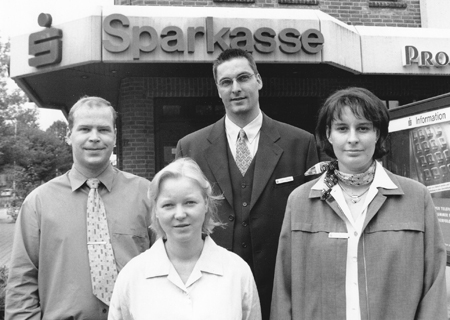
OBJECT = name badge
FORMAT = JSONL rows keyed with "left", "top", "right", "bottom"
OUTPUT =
{"left": 275, "top": 176, "right": 294, "bottom": 184}
{"left": 328, "top": 233, "right": 349, "bottom": 239}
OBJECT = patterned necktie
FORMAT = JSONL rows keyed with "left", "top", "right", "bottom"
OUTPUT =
{"left": 86, "top": 178, "right": 117, "bottom": 306}
{"left": 236, "top": 129, "right": 252, "bottom": 176}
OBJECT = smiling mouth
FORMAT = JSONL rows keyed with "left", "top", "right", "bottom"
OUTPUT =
{"left": 231, "top": 97, "right": 246, "bottom": 101}
{"left": 175, "top": 224, "right": 190, "bottom": 228}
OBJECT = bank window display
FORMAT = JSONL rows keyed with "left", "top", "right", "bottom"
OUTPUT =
{"left": 158, "top": 99, "right": 224, "bottom": 120}
{"left": 195, "top": 104, "right": 224, "bottom": 116}
{"left": 155, "top": 98, "right": 224, "bottom": 171}
{"left": 386, "top": 94, "right": 450, "bottom": 263}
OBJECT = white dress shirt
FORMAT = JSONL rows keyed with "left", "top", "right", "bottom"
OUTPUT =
{"left": 109, "top": 236, "right": 261, "bottom": 320}
{"left": 311, "top": 161, "right": 398, "bottom": 320}
{"left": 225, "top": 111, "right": 263, "bottom": 159}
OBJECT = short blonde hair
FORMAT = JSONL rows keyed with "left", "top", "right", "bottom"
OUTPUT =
{"left": 149, "top": 157, "right": 225, "bottom": 239}
{"left": 68, "top": 96, "right": 117, "bottom": 130}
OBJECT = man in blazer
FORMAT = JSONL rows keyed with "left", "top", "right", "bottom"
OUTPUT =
{"left": 176, "top": 48, "right": 319, "bottom": 320}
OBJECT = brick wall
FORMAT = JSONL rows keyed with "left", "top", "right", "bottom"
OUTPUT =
{"left": 321, "top": 0, "right": 421, "bottom": 27}
{"left": 114, "top": 0, "right": 421, "bottom": 27}
{"left": 117, "top": 78, "right": 155, "bottom": 180}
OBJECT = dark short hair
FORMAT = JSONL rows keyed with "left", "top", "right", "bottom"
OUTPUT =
{"left": 212, "top": 48, "right": 259, "bottom": 82}
{"left": 316, "top": 87, "right": 390, "bottom": 160}
{"left": 68, "top": 96, "right": 117, "bottom": 130}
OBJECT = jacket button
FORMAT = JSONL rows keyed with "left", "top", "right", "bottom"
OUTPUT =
{"left": 242, "top": 202, "right": 248, "bottom": 207}
{"left": 242, "top": 242, "right": 247, "bottom": 248}
{"left": 228, "top": 215, "right": 235, "bottom": 221}
{"left": 242, "top": 221, "right": 248, "bottom": 227}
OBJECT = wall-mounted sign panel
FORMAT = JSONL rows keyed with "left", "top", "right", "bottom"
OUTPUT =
{"left": 387, "top": 94, "right": 450, "bottom": 264}
{"left": 11, "top": 10, "right": 102, "bottom": 78}
{"left": 357, "top": 26, "right": 450, "bottom": 75}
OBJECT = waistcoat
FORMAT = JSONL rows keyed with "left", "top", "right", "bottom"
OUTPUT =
{"left": 227, "top": 145, "right": 256, "bottom": 268}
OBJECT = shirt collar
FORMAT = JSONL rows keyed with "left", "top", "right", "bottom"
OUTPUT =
{"left": 371, "top": 161, "right": 398, "bottom": 190}
{"left": 195, "top": 236, "right": 224, "bottom": 276}
{"left": 225, "top": 110, "right": 262, "bottom": 144}
{"left": 68, "top": 164, "right": 115, "bottom": 192}
{"left": 311, "top": 161, "right": 398, "bottom": 195}
{"left": 144, "top": 238, "right": 172, "bottom": 278}
{"left": 144, "top": 236, "right": 224, "bottom": 279}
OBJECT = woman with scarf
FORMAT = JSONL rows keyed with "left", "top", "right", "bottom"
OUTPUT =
{"left": 270, "top": 87, "right": 447, "bottom": 320}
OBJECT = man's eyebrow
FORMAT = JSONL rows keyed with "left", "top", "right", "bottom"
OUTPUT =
{"left": 219, "top": 72, "right": 252, "bottom": 80}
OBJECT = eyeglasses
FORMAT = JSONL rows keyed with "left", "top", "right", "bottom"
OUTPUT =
{"left": 217, "top": 73, "right": 256, "bottom": 88}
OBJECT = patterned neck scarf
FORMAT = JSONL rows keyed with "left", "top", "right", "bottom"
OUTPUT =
{"left": 305, "top": 160, "right": 376, "bottom": 200}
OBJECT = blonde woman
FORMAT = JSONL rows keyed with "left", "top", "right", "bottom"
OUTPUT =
{"left": 109, "top": 157, "right": 261, "bottom": 320}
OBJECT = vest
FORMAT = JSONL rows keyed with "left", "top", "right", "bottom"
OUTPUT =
{"left": 227, "top": 145, "right": 256, "bottom": 269}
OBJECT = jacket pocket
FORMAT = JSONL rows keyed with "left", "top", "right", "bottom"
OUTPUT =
{"left": 292, "top": 221, "right": 343, "bottom": 233}
{"left": 366, "top": 222, "right": 424, "bottom": 233}
{"left": 111, "top": 226, "right": 150, "bottom": 257}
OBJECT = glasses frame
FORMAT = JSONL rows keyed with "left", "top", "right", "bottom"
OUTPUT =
{"left": 216, "top": 73, "right": 256, "bottom": 89}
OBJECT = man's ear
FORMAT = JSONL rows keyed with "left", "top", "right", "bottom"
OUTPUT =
{"left": 256, "top": 74, "right": 263, "bottom": 90}
{"left": 65, "top": 130, "right": 72, "bottom": 145}
{"left": 217, "top": 86, "right": 222, "bottom": 99}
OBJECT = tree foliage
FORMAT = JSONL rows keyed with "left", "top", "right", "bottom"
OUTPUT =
{"left": 0, "top": 39, "right": 29, "bottom": 126}
{"left": 47, "top": 120, "right": 69, "bottom": 142}
{"left": 0, "top": 38, "right": 73, "bottom": 201}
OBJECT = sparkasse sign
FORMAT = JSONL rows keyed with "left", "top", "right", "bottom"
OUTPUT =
{"left": 102, "top": 14, "right": 325, "bottom": 60}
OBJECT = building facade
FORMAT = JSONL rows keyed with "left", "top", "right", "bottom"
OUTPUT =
{"left": 10, "top": 0, "right": 450, "bottom": 179}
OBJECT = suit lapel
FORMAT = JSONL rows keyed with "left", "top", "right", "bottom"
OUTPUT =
{"left": 204, "top": 118, "right": 234, "bottom": 207}
{"left": 250, "top": 115, "right": 283, "bottom": 210}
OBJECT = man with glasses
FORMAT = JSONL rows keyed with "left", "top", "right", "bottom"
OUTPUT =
{"left": 176, "top": 48, "right": 318, "bottom": 320}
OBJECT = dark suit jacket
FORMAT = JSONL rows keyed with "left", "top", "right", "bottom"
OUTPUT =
{"left": 175, "top": 113, "right": 319, "bottom": 320}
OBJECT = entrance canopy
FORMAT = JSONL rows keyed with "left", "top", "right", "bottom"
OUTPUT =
{"left": 10, "top": 5, "right": 450, "bottom": 112}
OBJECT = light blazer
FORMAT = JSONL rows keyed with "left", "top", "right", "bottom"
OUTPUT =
{"left": 271, "top": 170, "right": 447, "bottom": 320}
{"left": 176, "top": 113, "right": 319, "bottom": 319}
